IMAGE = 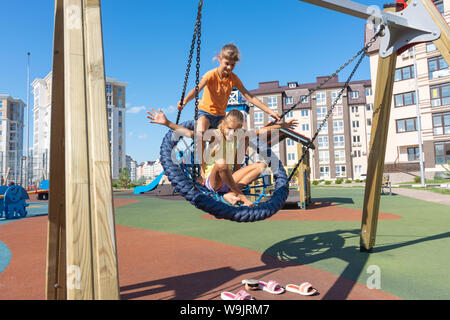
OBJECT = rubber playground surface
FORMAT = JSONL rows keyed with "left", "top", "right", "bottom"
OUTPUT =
{"left": 1, "top": 187, "right": 449, "bottom": 300}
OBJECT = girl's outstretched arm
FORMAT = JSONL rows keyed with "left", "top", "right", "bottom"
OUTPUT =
{"left": 238, "top": 84, "right": 281, "bottom": 122}
{"left": 256, "top": 119, "right": 299, "bottom": 135}
{"left": 147, "top": 108, "right": 194, "bottom": 138}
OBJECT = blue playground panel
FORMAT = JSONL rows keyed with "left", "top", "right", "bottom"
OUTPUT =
{"left": 133, "top": 171, "right": 165, "bottom": 195}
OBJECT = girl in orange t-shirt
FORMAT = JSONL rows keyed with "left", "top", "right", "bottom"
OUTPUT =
{"left": 177, "top": 43, "right": 281, "bottom": 180}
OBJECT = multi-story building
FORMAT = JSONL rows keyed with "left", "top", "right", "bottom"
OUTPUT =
{"left": 248, "top": 78, "right": 373, "bottom": 180}
{"left": 31, "top": 72, "right": 127, "bottom": 182}
{"left": 125, "top": 155, "right": 137, "bottom": 182}
{"left": 365, "top": 0, "right": 450, "bottom": 182}
{"left": 0, "top": 95, "right": 25, "bottom": 185}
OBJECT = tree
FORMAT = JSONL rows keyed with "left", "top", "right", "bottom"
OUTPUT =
{"left": 117, "top": 167, "right": 131, "bottom": 189}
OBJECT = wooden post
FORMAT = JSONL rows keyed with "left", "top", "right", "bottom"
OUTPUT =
{"left": 46, "top": 0, "right": 67, "bottom": 300}
{"left": 422, "top": 0, "right": 450, "bottom": 64}
{"left": 360, "top": 5, "right": 398, "bottom": 252}
{"left": 297, "top": 145, "right": 311, "bottom": 210}
{"left": 46, "top": 0, "right": 119, "bottom": 300}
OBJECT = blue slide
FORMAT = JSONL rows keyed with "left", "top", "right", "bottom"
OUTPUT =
{"left": 133, "top": 171, "right": 165, "bottom": 194}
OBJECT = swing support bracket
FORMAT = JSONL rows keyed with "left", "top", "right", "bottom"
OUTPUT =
{"left": 298, "top": 0, "right": 440, "bottom": 57}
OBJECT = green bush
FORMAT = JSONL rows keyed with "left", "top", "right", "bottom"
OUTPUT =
{"left": 414, "top": 176, "right": 421, "bottom": 183}
{"left": 345, "top": 179, "right": 352, "bottom": 184}
{"left": 112, "top": 182, "right": 118, "bottom": 188}
{"left": 355, "top": 179, "right": 361, "bottom": 183}
{"left": 312, "top": 180, "right": 319, "bottom": 185}
{"left": 324, "top": 180, "right": 332, "bottom": 185}
{"left": 335, "top": 178, "right": 343, "bottom": 184}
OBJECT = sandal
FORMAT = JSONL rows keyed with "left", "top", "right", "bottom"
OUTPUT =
{"left": 258, "top": 280, "right": 284, "bottom": 294}
{"left": 286, "top": 282, "right": 318, "bottom": 296}
{"left": 221, "top": 289, "right": 255, "bottom": 300}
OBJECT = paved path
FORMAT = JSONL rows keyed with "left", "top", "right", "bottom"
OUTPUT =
{"left": 393, "top": 188, "right": 450, "bottom": 206}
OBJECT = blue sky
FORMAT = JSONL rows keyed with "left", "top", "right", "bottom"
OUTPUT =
{"left": 0, "top": 0, "right": 379, "bottom": 163}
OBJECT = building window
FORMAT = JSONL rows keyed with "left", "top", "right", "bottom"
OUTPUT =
{"left": 428, "top": 55, "right": 449, "bottom": 79}
{"left": 432, "top": 112, "right": 450, "bottom": 135}
{"left": 317, "top": 106, "right": 327, "bottom": 119}
{"left": 287, "top": 138, "right": 295, "bottom": 146}
{"left": 395, "top": 91, "right": 417, "bottom": 107}
{"left": 332, "top": 105, "right": 343, "bottom": 118}
{"left": 118, "top": 99, "right": 123, "bottom": 108}
{"left": 407, "top": 147, "right": 420, "bottom": 161}
{"left": 301, "top": 123, "right": 310, "bottom": 131}
{"left": 352, "top": 120, "right": 360, "bottom": 128}
{"left": 254, "top": 111, "right": 263, "bottom": 124}
{"left": 107, "top": 95, "right": 112, "bottom": 106}
{"left": 301, "top": 109, "right": 309, "bottom": 117}
{"left": 288, "top": 82, "right": 297, "bottom": 88}
{"left": 335, "top": 150, "right": 346, "bottom": 163}
{"left": 333, "top": 120, "right": 344, "bottom": 133}
{"left": 353, "top": 135, "right": 361, "bottom": 143}
{"left": 118, "top": 87, "right": 123, "bottom": 97}
{"left": 318, "top": 136, "right": 329, "bottom": 149}
{"left": 349, "top": 90, "right": 359, "bottom": 99}
{"left": 318, "top": 121, "right": 328, "bottom": 133}
{"left": 365, "top": 88, "right": 373, "bottom": 96}
{"left": 396, "top": 118, "right": 417, "bottom": 133}
{"left": 434, "top": 141, "right": 450, "bottom": 164}
{"left": 319, "top": 166, "right": 330, "bottom": 179}
{"left": 336, "top": 165, "right": 346, "bottom": 178}
{"left": 334, "top": 135, "right": 345, "bottom": 148}
{"left": 366, "top": 104, "right": 373, "bottom": 111}
{"left": 354, "top": 150, "right": 361, "bottom": 157}
{"left": 268, "top": 96, "right": 278, "bottom": 109}
{"left": 331, "top": 90, "right": 342, "bottom": 104}
{"left": 287, "top": 153, "right": 296, "bottom": 161}
{"left": 316, "top": 92, "right": 326, "bottom": 105}
{"left": 106, "top": 84, "right": 112, "bottom": 94}
{"left": 426, "top": 42, "right": 437, "bottom": 52}
{"left": 395, "top": 65, "right": 415, "bottom": 81}
{"left": 285, "top": 111, "right": 294, "bottom": 118}
{"left": 430, "top": 83, "right": 450, "bottom": 107}
{"left": 300, "top": 95, "right": 309, "bottom": 103}
{"left": 319, "top": 150, "right": 329, "bottom": 163}
{"left": 355, "top": 165, "right": 362, "bottom": 174}
{"left": 367, "top": 118, "right": 372, "bottom": 126}
{"left": 285, "top": 97, "right": 293, "bottom": 104}
{"left": 351, "top": 106, "right": 359, "bottom": 113}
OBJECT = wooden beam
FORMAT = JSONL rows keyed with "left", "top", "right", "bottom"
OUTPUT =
{"left": 422, "top": 0, "right": 450, "bottom": 64}
{"left": 83, "top": 0, "right": 120, "bottom": 300}
{"left": 46, "top": 0, "right": 67, "bottom": 300}
{"left": 64, "top": 0, "right": 94, "bottom": 299}
{"left": 360, "top": 53, "right": 398, "bottom": 252}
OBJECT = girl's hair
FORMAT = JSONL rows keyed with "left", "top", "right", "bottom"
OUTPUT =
{"left": 218, "top": 109, "right": 244, "bottom": 133}
{"left": 218, "top": 43, "right": 240, "bottom": 62}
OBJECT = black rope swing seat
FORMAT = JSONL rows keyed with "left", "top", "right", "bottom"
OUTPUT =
{"left": 157, "top": 0, "right": 383, "bottom": 222}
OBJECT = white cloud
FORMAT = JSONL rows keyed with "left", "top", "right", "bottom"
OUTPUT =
{"left": 137, "top": 134, "right": 148, "bottom": 140}
{"left": 162, "top": 105, "right": 177, "bottom": 114}
{"left": 127, "top": 106, "right": 146, "bottom": 114}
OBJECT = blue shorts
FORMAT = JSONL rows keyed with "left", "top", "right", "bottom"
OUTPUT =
{"left": 197, "top": 109, "right": 225, "bottom": 129}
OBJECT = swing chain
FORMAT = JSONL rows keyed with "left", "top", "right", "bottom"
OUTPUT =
{"left": 286, "top": 28, "right": 383, "bottom": 184}
{"left": 176, "top": 0, "right": 204, "bottom": 125}
{"left": 279, "top": 25, "right": 384, "bottom": 122}
{"left": 192, "top": 1, "right": 203, "bottom": 189}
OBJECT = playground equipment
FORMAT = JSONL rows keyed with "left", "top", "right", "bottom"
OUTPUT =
{"left": 0, "top": 184, "right": 30, "bottom": 220}
{"left": 297, "top": 0, "right": 450, "bottom": 251}
{"left": 133, "top": 171, "right": 165, "bottom": 194}
{"left": 44, "top": 0, "right": 450, "bottom": 300}
{"left": 27, "top": 180, "right": 50, "bottom": 200}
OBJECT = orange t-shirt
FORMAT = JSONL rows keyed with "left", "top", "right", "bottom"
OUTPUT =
{"left": 198, "top": 68, "right": 243, "bottom": 116}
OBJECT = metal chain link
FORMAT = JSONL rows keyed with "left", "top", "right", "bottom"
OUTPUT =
{"left": 176, "top": 0, "right": 203, "bottom": 125}
{"left": 286, "top": 29, "right": 383, "bottom": 183}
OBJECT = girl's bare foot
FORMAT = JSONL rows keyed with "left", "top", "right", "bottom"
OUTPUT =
{"left": 223, "top": 193, "right": 241, "bottom": 205}
{"left": 238, "top": 194, "right": 255, "bottom": 207}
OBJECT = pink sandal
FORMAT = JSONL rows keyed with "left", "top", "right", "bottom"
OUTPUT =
{"left": 258, "top": 280, "right": 285, "bottom": 294}
{"left": 221, "top": 289, "right": 255, "bottom": 300}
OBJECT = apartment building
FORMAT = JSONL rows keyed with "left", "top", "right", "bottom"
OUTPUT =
{"left": 31, "top": 72, "right": 127, "bottom": 182}
{"left": 365, "top": 0, "right": 450, "bottom": 182}
{"left": 125, "top": 155, "right": 137, "bottom": 182}
{"left": 0, "top": 95, "right": 25, "bottom": 184}
{"left": 248, "top": 78, "right": 373, "bottom": 180}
